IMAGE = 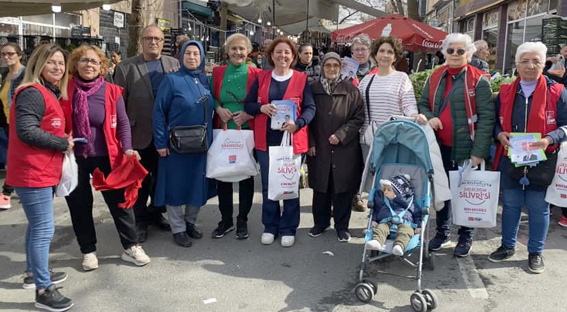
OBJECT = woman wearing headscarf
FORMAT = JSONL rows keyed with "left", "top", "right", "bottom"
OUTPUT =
{"left": 153, "top": 41, "right": 216, "bottom": 248}
{"left": 307, "top": 52, "right": 365, "bottom": 242}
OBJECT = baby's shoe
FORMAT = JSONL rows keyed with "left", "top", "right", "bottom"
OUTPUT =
{"left": 365, "top": 240, "right": 383, "bottom": 251}
{"left": 392, "top": 244, "right": 404, "bottom": 256}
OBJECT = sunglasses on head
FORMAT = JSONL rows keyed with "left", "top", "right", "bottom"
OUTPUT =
{"left": 447, "top": 48, "right": 466, "bottom": 56}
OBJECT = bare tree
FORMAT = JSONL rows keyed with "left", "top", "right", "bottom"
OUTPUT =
{"left": 128, "top": 0, "right": 144, "bottom": 57}
{"left": 338, "top": 0, "right": 385, "bottom": 24}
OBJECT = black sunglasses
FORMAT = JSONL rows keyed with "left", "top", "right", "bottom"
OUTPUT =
{"left": 447, "top": 48, "right": 466, "bottom": 56}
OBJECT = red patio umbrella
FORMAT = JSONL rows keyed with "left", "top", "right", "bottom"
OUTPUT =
{"left": 332, "top": 14, "right": 447, "bottom": 52}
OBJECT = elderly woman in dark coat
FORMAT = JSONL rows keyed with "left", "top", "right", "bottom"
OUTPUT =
{"left": 307, "top": 52, "right": 365, "bottom": 242}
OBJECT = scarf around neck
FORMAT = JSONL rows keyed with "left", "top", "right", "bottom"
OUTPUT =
{"left": 73, "top": 76, "right": 105, "bottom": 157}
{"left": 320, "top": 76, "right": 342, "bottom": 95}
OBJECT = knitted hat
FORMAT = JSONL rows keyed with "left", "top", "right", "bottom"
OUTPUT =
{"left": 380, "top": 174, "right": 413, "bottom": 196}
{"left": 321, "top": 52, "right": 342, "bottom": 67}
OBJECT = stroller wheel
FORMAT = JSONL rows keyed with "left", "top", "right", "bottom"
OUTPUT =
{"left": 354, "top": 283, "right": 374, "bottom": 303}
{"left": 362, "top": 279, "right": 378, "bottom": 295}
{"left": 410, "top": 292, "right": 428, "bottom": 312}
{"left": 422, "top": 289, "right": 438, "bottom": 310}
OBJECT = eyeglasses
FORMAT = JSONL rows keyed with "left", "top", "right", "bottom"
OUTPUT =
{"left": 352, "top": 48, "right": 369, "bottom": 54}
{"left": 447, "top": 48, "right": 466, "bottom": 56}
{"left": 324, "top": 64, "right": 341, "bottom": 69}
{"left": 1, "top": 52, "right": 17, "bottom": 57}
{"left": 142, "top": 36, "right": 164, "bottom": 43}
{"left": 78, "top": 58, "right": 102, "bottom": 66}
{"left": 518, "top": 60, "right": 543, "bottom": 67}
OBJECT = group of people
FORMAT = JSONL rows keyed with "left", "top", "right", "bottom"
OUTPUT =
{"left": 2, "top": 23, "right": 567, "bottom": 312}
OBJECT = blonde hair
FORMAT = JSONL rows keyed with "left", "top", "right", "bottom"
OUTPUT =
{"left": 69, "top": 44, "right": 109, "bottom": 78}
{"left": 18, "top": 44, "right": 69, "bottom": 100}
{"left": 225, "top": 33, "right": 253, "bottom": 55}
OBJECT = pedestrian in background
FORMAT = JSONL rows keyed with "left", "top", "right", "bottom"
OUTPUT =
{"left": 294, "top": 43, "right": 321, "bottom": 84}
{"left": 471, "top": 40, "right": 490, "bottom": 73}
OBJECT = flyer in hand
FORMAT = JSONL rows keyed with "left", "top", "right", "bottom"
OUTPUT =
{"left": 341, "top": 57, "right": 359, "bottom": 81}
{"left": 271, "top": 100, "right": 297, "bottom": 130}
{"left": 508, "top": 133, "right": 547, "bottom": 166}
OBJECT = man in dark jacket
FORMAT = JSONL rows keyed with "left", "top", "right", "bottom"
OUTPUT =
{"left": 294, "top": 43, "right": 321, "bottom": 84}
{"left": 470, "top": 40, "right": 490, "bottom": 73}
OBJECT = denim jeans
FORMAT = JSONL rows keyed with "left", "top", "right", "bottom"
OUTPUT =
{"left": 501, "top": 188, "right": 549, "bottom": 253}
{"left": 257, "top": 150, "right": 300, "bottom": 236}
{"left": 16, "top": 187, "right": 55, "bottom": 290}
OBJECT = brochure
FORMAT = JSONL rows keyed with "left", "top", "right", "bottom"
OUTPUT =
{"left": 341, "top": 57, "right": 359, "bottom": 81}
{"left": 270, "top": 100, "right": 296, "bottom": 130}
{"left": 507, "top": 133, "right": 547, "bottom": 167}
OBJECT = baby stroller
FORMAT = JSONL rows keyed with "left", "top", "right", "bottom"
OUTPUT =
{"left": 354, "top": 117, "right": 438, "bottom": 312}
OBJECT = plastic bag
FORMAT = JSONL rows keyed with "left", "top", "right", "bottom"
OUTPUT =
{"left": 55, "top": 151, "right": 78, "bottom": 197}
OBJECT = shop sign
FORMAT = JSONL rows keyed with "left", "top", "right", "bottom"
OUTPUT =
{"left": 114, "top": 12, "right": 124, "bottom": 28}
{"left": 482, "top": 8, "right": 499, "bottom": 28}
{"left": 157, "top": 18, "right": 171, "bottom": 31}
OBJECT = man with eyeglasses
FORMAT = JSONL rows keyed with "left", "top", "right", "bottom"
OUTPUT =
{"left": 114, "top": 25, "right": 180, "bottom": 243}
{"left": 470, "top": 40, "right": 490, "bottom": 73}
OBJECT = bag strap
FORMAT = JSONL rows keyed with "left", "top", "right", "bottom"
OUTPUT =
{"left": 182, "top": 74, "right": 209, "bottom": 126}
{"left": 365, "top": 75, "right": 376, "bottom": 124}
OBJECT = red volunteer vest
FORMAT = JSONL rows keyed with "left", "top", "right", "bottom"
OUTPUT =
{"left": 212, "top": 65, "right": 261, "bottom": 129}
{"left": 7, "top": 84, "right": 66, "bottom": 187}
{"left": 492, "top": 76, "right": 564, "bottom": 170}
{"left": 253, "top": 70, "right": 308, "bottom": 154}
{"left": 61, "top": 79, "right": 127, "bottom": 170}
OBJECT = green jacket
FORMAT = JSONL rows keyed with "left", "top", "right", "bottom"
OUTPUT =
{"left": 417, "top": 69, "right": 495, "bottom": 163}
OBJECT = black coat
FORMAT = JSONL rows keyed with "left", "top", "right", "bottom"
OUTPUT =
{"left": 307, "top": 79, "right": 365, "bottom": 194}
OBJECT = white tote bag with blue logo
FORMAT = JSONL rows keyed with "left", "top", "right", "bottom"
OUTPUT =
{"left": 449, "top": 161, "right": 500, "bottom": 228}
{"left": 268, "top": 132, "right": 301, "bottom": 201}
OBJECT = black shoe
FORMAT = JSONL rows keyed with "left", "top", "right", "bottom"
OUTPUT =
{"left": 428, "top": 233, "right": 450, "bottom": 251}
{"left": 23, "top": 269, "right": 68, "bottom": 290}
{"left": 136, "top": 224, "right": 148, "bottom": 243}
{"left": 528, "top": 253, "right": 545, "bottom": 274}
{"left": 211, "top": 222, "right": 235, "bottom": 239}
{"left": 488, "top": 246, "right": 516, "bottom": 263}
{"left": 337, "top": 230, "right": 351, "bottom": 242}
{"left": 236, "top": 225, "right": 249, "bottom": 240}
{"left": 35, "top": 284, "right": 74, "bottom": 312}
{"left": 308, "top": 226, "right": 327, "bottom": 238}
{"left": 155, "top": 215, "right": 171, "bottom": 231}
{"left": 186, "top": 223, "right": 203, "bottom": 239}
{"left": 173, "top": 232, "right": 192, "bottom": 248}
{"left": 454, "top": 238, "right": 473, "bottom": 258}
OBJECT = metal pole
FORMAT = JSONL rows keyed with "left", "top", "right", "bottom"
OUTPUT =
{"left": 273, "top": 0, "right": 276, "bottom": 38}
{"left": 306, "top": 0, "right": 309, "bottom": 34}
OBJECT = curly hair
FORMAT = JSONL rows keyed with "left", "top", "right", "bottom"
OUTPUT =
{"left": 370, "top": 36, "right": 403, "bottom": 64}
{"left": 68, "top": 44, "right": 109, "bottom": 78}
{"left": 265, "top": 37, "right": 298, "bottom": 68}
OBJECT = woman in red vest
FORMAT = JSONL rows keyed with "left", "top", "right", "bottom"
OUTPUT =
{"left": 61, "top": 45, "right": 150, "bottom": 272}
{"left": 244, "top": 38, "right": 316, "bottom": 247}
{"left": 7, "top": 44, "right": 74, "bottom": 311}
{"left": 211, "top": 33, "right": 261, "bottom": 240}
{"left": 489, "top": 42, "right": 567, "bottom": 274}
{"left": 417, "top": 33, "right": 495, "bottom": 258}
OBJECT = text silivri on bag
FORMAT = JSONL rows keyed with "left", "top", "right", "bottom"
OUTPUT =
{"left": 268, "top": 132, "right": 301, "bottom": 200}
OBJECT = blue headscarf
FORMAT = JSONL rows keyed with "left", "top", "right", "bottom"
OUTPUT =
{"left": 179, "top": 40, "right": 206, "bottom": 78}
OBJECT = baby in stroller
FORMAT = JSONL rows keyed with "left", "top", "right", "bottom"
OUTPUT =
{"left": 365, "top": 174, "right": 421, "bottom": 256}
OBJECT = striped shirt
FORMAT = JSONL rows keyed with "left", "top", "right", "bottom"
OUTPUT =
{"left": 358, "top": 71, "right": 418, "bottom": 139}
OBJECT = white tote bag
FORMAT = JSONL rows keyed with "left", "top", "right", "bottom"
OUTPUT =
{"left": 206, "top": 127, "right": 258, "bottom": 183}
{"left": 268, "top": 132, "right": 301, "bottom": 201}
{"left": 546, "top": 141, "right": 567, "bottom": 206}
{"left": 55, "top": 151, "right": 78, "bottom": 197}
{"left": 449, "top": 161, "right": 500, "bottom": 228}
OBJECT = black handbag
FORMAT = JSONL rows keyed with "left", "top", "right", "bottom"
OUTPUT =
{"left": 169, "top": 94, "right": 209, "bottom": 154}
{"left": 509, "top": 151, "right": 558, "bottom": 187}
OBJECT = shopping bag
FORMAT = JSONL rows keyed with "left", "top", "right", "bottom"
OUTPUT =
{"left": 268, "top": 132, "right": 301, "bottom": 200}
{"left": 55, "top": 151, "right": 78, "bottom": 197}
{"left": 546, "top": 141, "right": 567, "bottom": 206}
{"left": 206, "top": 126, "right": 258, "bottom": 182}
{"left": 449, "top": 160, "right": 500, "bottom": 228}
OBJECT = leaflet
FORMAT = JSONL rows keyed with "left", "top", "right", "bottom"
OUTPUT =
{"left": 270, "top": 100, "right": 297, "bottom": 130}
{"left": 508, "top": 133, "right": 546, "bottom": 167}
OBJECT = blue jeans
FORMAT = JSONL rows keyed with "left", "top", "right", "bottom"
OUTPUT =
{"left": 257, "top": 150, "right": 300, "bottom": 236}
{"left": 16, "top": 187, "right": 55, "bottom": 290}
{"left": 501, "top": 188, "right": 549, "bottom": 253}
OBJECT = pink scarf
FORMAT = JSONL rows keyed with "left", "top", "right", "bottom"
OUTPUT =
{"left": 73, "top": 76, "right": 105, "bottom": 157}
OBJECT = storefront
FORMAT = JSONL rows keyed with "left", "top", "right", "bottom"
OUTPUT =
{"left": 98, "top": 9, "right": 130, "bottom": 56}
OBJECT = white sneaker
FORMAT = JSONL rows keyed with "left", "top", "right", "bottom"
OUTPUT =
{"left": 365, "top": 240, "right": 383, "bottom": 251}
{"left": 121, "top": 245, "right": 151, "bottom": 266}
{"left": 392, "top": 244, "right": 404, "bottom": 256}
{"left": 82, "top": 252, "right": 99, "bottom": 271}
{"left": 261, "top": 233, "right": 275, "bottom": 245}
{"left": 281, "top": 235, "right": 295, "bottom": 247}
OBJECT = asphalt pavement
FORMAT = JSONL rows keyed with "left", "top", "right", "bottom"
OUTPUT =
{"left": 0, "top": 175, "right": 565, "bottom": 312}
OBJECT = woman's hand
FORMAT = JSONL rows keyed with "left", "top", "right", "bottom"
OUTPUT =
{"left": 157, "top": 148, "right": 169, "bottom": 157}
{"left": 233, "top": 111, "right": 253, "bottom": 127}
{"left": 307, "top": 147, "right": 316, "bottom": 156}
{"left": 66, "top": 134, "right": 74, "bottom": 152}
{"left": 411, "top": 114, "right": 428, "bottom": 125}
{"left": 216, "top": 107, "right": 233, "bottom": 123}
{"left": 428, "top": 117, "right": 443, "bottom": 131}
{"left": 530, "top": 136, "right": 553, "bottom": 151}
{"left": 125, "top": 149, "right": 141, "bottom": 161}
{"left": 497, "top": 132, "right": 512, "bottom": 148}
{"left": 260, "top": 104, "right": 277, "bottom": 117}
{"left": 328, "top": 134, "right": 340, "bottom": 145}
{"left": 281, "top": 120, "right": 298, "bottom": 133}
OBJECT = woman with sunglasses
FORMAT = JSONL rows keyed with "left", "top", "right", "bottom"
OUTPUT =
{"left": 210, "top": 33, "right": 261, "bottom": 240}
{"left": 153, "top": 41, "right": 216, "bottom": 248}
{"left": 417, "top": 33, "right": 495, "bottom": 258}
{"left": 489, "top": 42, "right": 567, "bottom": 274}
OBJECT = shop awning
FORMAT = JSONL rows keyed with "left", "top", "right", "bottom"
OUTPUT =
{"left": 0, "top": 0, "right": 123, "bottom": 18}
{"left": 182, "top": 0, "right": 214, "bottom": 18}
